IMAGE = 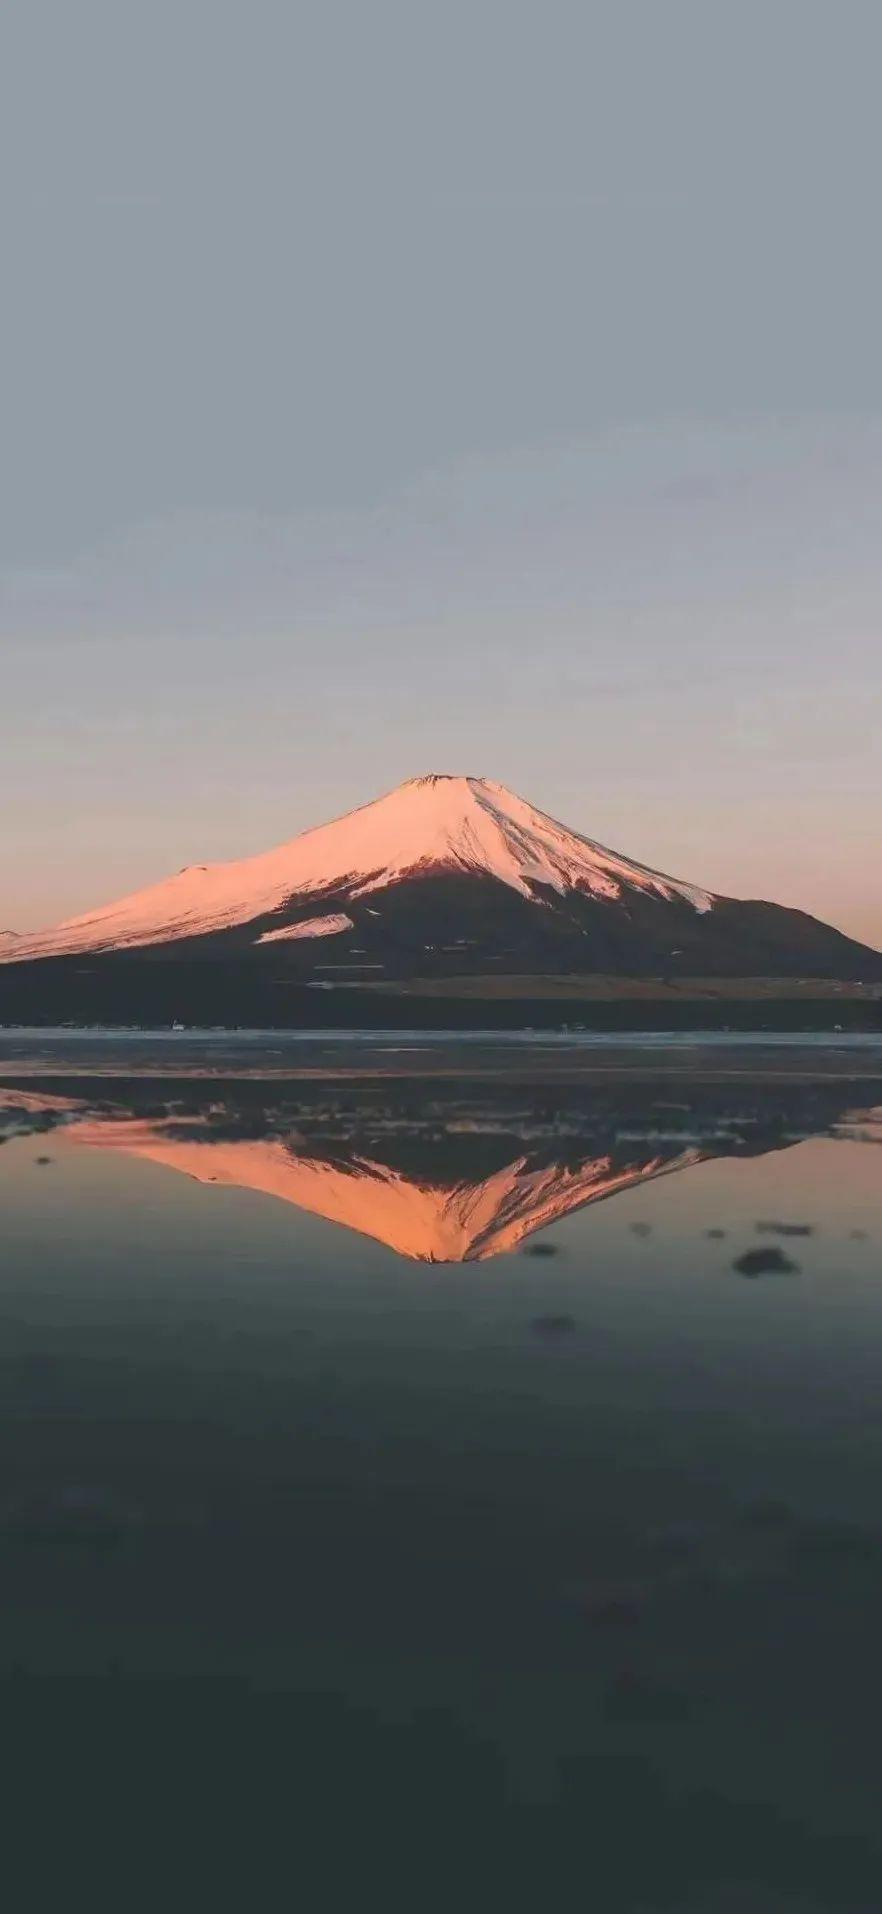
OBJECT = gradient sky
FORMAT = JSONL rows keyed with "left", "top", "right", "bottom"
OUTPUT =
{"left": 2, "top": 1, "right": 881, "bottom": 948}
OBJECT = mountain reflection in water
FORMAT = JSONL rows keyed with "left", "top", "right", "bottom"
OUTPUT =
{"left": 3, "top": 1074, "right": 878, "bottom": 1262}
{"left": 3, "top": 1056, "right": 882, "bottom": 1907}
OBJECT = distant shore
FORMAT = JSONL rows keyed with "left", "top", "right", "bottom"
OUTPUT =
{"left": 2, "top": 954, "right": 882, "bottom": 1037}
{"left": 2, "top": 1027, "right": 882, "bottom": 1084}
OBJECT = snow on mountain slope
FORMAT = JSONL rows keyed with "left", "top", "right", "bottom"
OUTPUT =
{"left": 0, "top": 775, "right": 715, "bottom": 961}
{"left": 256, "top": 913, "right": 354, "bottom": 944}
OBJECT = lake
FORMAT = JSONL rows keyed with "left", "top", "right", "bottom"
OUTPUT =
{"left": 2, "top": 1032, "right": 882, "bottom": 1908}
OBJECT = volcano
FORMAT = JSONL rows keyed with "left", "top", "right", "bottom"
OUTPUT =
{"left": 1, "top": 776, "right": 879, "bottom": 1022}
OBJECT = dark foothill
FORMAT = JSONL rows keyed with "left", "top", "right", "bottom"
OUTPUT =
{"left": 630, "top": 1222, "right": 653, "bottom": 1238}
{"left": 733, "top": 1247, "right": 799, "bottom": 1278}
{"left": 523, "top": 1240, "right": 559, "bottom": 1258}
{"left": 34, "top": 1155, "right": 53, "bottom": 1167}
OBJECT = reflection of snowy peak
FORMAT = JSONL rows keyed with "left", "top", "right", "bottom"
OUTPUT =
{"left": 48, "top": 1111, "right": 703, "bottom": 1261}
{"left": 3, "top": 1083, "right": 877, "bottom": 1264}
{"left": 0, "top": 775, "right": 714, "bottom": 961}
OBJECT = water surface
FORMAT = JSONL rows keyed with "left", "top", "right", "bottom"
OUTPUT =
{"left": 1, "top": 1035, "right": 881, "bottom": 1907}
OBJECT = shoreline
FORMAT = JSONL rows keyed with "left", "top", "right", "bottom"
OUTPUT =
{"left": 2, "top": 1027, "right": 882, "bottom": 1084}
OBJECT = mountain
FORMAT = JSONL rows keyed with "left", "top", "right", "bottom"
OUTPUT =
{"left": 0, "top": 775, "right": 716, "bottom": 960}
{"left": 1, "top": 777, "right": 879, "bottom": 1017}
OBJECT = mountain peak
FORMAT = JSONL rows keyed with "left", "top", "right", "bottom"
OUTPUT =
{"left": 1, "top": 773, "right": 721, "bottom": 960}
{"left": 405, "top": 773, "right": 470, "bottom": 785}
{"left": 1, "top": 772, "right": 879, "bottom": 984}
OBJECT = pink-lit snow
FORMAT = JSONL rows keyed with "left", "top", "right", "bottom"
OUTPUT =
{"left": 0, "top": 775, "right": 715, "bottom": 961}
{"left": 256, "top": 913, "right": 354, "bottom": 944}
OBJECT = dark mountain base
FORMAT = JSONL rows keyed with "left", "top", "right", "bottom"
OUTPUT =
{"left": 81, "top": 870, "right": 881, "bottom": 984}
{"left": 1, "top": 956, "right": 881, "bottom": 1031}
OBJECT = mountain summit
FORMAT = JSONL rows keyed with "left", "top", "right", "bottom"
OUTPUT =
{"left": 0, "top": 775, "right": 715, "bottom": 962}
{"left": 1, "top": 776, "right": 879, "bottom": 993}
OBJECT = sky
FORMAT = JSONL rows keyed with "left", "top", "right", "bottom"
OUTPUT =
{"left": 2, "top": 0, "right": 881, "bottom": 949}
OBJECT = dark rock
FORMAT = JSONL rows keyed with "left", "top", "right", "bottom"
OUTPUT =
{"left": 733, "top": 1247, "right": 799, "bottom": 1278}
{"left": 755, "top": 1220, "right": 814, "bottom": 1237}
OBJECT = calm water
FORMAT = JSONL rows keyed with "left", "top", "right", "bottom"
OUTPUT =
{"left": 2, "top": 1035, "right": 882, "bottom": 1908}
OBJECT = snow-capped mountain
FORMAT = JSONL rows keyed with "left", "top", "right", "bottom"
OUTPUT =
{"left": 1, "top": 774, "right": 879, "bottom": 994}
{"left": 0, "top": 775, "right": 715, "bottom": 961}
